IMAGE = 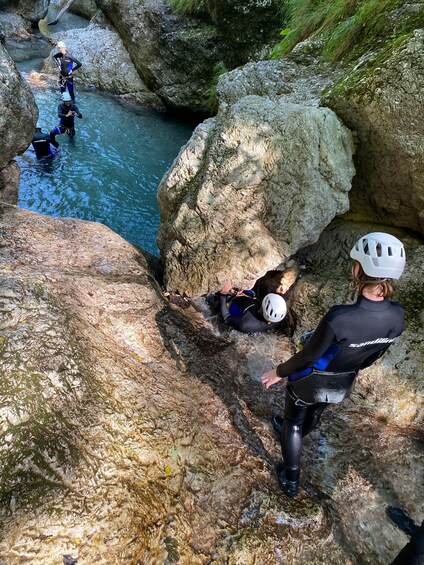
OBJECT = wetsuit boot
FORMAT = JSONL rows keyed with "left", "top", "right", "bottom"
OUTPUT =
{"left": 276, "top": 463, "right": 299, "bottom": 498}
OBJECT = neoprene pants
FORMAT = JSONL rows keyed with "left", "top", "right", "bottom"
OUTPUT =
{"left": 280, "top": 388, "right": 328, "bottom": 482}
{"left": 60, "top": 76, "right": 75, "bottom": 101}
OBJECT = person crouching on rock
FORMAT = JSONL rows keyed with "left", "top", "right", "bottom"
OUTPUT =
{"left": 261, "top": 232, "right": 406, "bottom": 498}
{"left": 217, "top": 280, "right": 287, "bottom": 334}
{"left": 51, "top": 91, "right": 82, "bottom": 139}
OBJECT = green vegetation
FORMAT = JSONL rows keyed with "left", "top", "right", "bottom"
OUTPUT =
{"left": 206, "top": 61, "right": 229, "bottom": 113}
{"left": 169, "top": 0, "right": 205, "bottom": 16}
{"left": 271, "top": 0, "right": 423, "bottom": 62}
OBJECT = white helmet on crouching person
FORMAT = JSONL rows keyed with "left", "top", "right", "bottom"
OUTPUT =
{"left": 350, "top": 232, "right": 406, "bottom": 280}
{"left": 262, "top": 293, "right": 287, "bottom": 323}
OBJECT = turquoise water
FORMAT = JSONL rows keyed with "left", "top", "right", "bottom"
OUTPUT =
{"left": 16, "top": 84, "right": 193, "bottom": 256}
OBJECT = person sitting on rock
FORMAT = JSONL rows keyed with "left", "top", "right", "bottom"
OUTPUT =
{"left": 31, "top": 126, "right": 59, "bottom": 160}
{"left": 51, "top": 91, "right": 83, "bottom": 139}
{"left": 217, "top": 280, "right": 287, "bottom": 334}
{"left": 53, "top": 41, "right": 82, "bottom": 102}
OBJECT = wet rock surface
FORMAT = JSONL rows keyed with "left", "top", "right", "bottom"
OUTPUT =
{"left": 0, "top": 205, "right": 422, "bottom": 563}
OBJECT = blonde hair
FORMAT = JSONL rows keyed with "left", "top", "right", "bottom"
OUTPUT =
{"left": 352, "top": 261, "right": 394, "bottom": 298}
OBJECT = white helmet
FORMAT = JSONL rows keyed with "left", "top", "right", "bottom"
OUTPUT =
{"left": 262, "top": 293, "right": 287, "bottom": 323}
{"left": 57, "top": 41, "right": 66, "bottom": 49}
{"left": 350, "top": 232, "right": 406, "bottom": 279}
{"left": 62, "top": 91, "right": 72, "bottom": 102}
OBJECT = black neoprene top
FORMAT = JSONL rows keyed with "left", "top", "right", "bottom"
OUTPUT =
{"left": 53, "top": 52, "right": 82, "bottom": 76}
{"left": 219, "top": 294, "right": 280, "bottom": 334}
{"left": 58, "top": 103, "right": 82, "bottom": 126}
{"left": 276, "top": 296, "right": 404, "bottom": 379}
{"left": 32, "top": 130, "right": 59, "bottom": 158}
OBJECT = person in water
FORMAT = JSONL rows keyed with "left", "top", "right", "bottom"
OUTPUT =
{"left": 51, "top": 92, "right": 83, "bottom": 139}
{"left": 31, "top": 126, "right": 59, "bottom": 160}
{"left": 218, "top": 280, "right": 287, "bottom": 333}
{"left": 53, "top": 41, "right": 82, "bottom": 102}
{"left": 261, "top": 232, "right": 406, "bottom": 498}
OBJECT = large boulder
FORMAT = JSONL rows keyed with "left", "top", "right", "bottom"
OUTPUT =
{"left": 69, "top": 0, "right": 97, "bottom": 19}
{"left": 95, "top": 0, "right": 240, "bottom": 112}
{"left": 42, "top": 17, "right": 165, "bottom": 108}
{"left": 158, "top": 61, "right": 355, "bottom": 296}
{"left": 0, "top": 11, "right": 52, "bottom": 62}
{"left": 0, "top": 43, "right": 37, "bottom": 168}
{"left": 324, "top": 30, "right": 424, "bottom": 235}
{"left": 0, "top": 0, "right": 49, "bottom": 23}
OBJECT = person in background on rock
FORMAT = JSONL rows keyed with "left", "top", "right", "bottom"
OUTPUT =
{"left": 261, "top": 233, "right": 406, "bottom": 498}
{"left": 51, "top": 91, "right": 82, "bottom": 139}
{"left": 387, "top": 506, "right": 424, "bottom": 564}
{"left": 31, "top": 126, "right": 59, "bottom": 160}
{"left": 217, "top": 280, "right": 287, "bottom": 334}
{"left": 53, "top": 41, "right": 82, "bottom": 102}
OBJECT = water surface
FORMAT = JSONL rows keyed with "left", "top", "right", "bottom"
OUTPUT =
{"left": 17, "top": 86, "right": 193, "bottom": 256}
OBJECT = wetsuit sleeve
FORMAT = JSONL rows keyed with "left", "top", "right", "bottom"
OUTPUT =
{"left": 276, "top": 316, "right": 337, "bottom": 378}
{"left": 68, "top": 54, "right": 82, "bottom": 71}
{"left": 73, "top": 105, "right": 82, "bottom": 118}
{"left": 58, "top": 104, "right": 67, "bottom": 118}
{"left": 53, "top": 52, "right": 61, "bottom": 67}
{"left": 50, "top": 135, "right": 59, "bottom": 148}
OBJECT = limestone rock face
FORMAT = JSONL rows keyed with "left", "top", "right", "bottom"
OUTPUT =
{"left": 69, "top": 0, "right": 97, "bottom": 19}
{"left": 205, "top": 0, "right": 281, "bottom": 56}
{"left": 325, "top": 30, "right": 424, "bottom": 234}
{"left": 0, "top": 44, "right": 37, "bottom": 169}
{"left": 0, "top": 11, "right": 52, "bottom": 62}
{"left": 158, "top": 62, "right": 355, "bottom": 296}
{"left": 0, "top": 0, "right": 49, "bottom": 23}
{"left": 95, "top": 0, "right": 239, "bottom": 112}
{"left": 0, "top": 205, "right": 422, "bottom": 563}
{"left": 42, "top": 19, "right": 165, "bottom": 108}
{"left": 0, "top": 160, "right": 20, "bottom": 204}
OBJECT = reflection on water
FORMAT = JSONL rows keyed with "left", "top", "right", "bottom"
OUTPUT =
{"left": 16, "top": 87, "right": 193, "bottom": 256}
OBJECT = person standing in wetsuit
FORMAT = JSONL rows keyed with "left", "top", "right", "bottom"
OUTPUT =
{"left": 218, "top": 280, "right": 287, "bottom": 334}
{"left": 53, "top": 41, "right": 82, "bottom": 102}
{"left": 51, "top": 91, "right": 83, "bottom": 139}
{"left": 31, "top": 126, "right": 59, "bottom": 159}
{"left": 261, "top": 232, "right": 406, "bottom": 498}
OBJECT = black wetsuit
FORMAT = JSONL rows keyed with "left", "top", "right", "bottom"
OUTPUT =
{"left": 392, "top": 522, "right": 424, "bottom": 565}
{"left": 219, "top": 294, "right": 281, "bottom": 334}
{"left": 31, "top": 130, "right": 59, "bottom": 159}
{"left": 53, "top": 52, "right": 82, "bottom": 101}
{"left": 51, "top": 103, "right": 82, "bottom": 138}
{"left": 276, "top": 296, "right": 404, "bottom": 483}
